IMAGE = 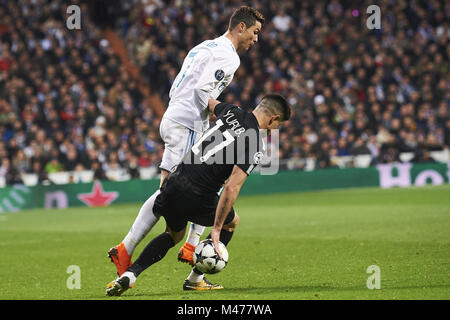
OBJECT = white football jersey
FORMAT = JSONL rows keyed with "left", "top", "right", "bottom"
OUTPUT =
{"left": 162, "top": 35, "right": 240, "bottom": 133}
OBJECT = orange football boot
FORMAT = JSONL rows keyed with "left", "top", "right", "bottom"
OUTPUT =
{"left": 108, "top": 243, "right": 132, "bottom": 276}
{"left": 177, "top": 242, "right": 195, "bottom": 266}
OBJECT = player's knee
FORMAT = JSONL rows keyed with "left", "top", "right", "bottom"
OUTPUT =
{"left": 165, "top": 226, "right": 186, "bottom": 244}
{"left": 169, "top": 232, "right": 184, "bottom": 244}
{"left": 223, "top": 213, "right": 239, "bottom": 232}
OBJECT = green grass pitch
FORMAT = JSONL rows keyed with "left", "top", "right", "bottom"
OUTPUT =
{"left": 0, "top": 185, "right": 449, "bottom": 300}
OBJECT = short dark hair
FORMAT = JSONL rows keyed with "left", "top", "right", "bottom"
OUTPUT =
{"left": 258, "top": 94, "right": 291, "bottom": 121}
{"left": 228, "top": 6, "right": 265, "bottom": 31}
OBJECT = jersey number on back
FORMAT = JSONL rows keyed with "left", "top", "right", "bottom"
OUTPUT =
{"left": 191, "top": 119, "right": 234, "bottom": 162}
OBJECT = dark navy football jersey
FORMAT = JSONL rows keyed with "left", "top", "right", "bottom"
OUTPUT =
{"left": 175, "top": 102, "right": 264, "bottom": 195}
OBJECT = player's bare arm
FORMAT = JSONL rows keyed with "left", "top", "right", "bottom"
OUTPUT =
{"left": 208, "top": 97, "right": 221, "bottom": 113}
{"left": 211, "top": 165, "right": 247, "bottom": 258}
{"left": 207, "top": 97, "right": 221, "bottom": 122}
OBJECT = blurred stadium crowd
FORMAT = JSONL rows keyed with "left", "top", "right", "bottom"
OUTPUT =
{"left": 0, "top": 0, "right": 449, "bottom": 185}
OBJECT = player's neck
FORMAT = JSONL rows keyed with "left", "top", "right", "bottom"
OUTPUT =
{"left": 252, "top": 110, "right": 266, "bottom": 129}
{"left": 224, "top": 31, "right": 240, "bottom": 52}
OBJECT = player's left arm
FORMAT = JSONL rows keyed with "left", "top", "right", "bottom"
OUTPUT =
{"left": 207, "top": 97, "right": 221, "bottom": 120}
{"left": 208, "top": 98, "right": 242, "bottom": 122}
{"left": 211, "top": 165, "right": 247, "bottom": 257}
{"left": 207, "top": 97, "right": 225, "bottom": 122}
{"left": 193, "top": 52, "right": 237, "bottom": 111}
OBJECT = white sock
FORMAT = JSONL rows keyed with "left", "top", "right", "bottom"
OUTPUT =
{"left": 122, "top": 190, "right": 161, "bottom": 255}
{"left": 183, "top": 186, "right": 222, "bottom": 247}
{"left": 186, "top": 269, "right": 204, "bottom": 283}
{"left": 121, "top": 271, "right": 136, "bottom": 286}
{"left": 186, "top": 223, "right": 205, "bottom": 247}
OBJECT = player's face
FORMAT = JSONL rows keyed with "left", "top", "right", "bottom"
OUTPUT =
{"left": 241, "top": 21, "right": 262, "bottom": 51}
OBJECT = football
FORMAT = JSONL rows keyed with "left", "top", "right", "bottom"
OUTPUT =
{"left": 193, "top": 239, "right": 229, "bottom": 274}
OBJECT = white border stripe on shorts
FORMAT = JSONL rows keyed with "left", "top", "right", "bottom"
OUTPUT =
{"left": 246, "top": 164, "right": 255, "bottom": 175}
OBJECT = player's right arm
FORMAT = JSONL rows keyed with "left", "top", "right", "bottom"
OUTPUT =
{"left": 211, "top": 165, "right": 247, "bottom": 258}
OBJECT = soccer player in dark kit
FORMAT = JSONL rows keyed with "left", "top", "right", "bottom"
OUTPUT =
{"left": 106, "top": 94, "right": 291, "bottom": 296}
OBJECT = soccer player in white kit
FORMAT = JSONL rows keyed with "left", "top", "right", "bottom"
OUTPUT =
{"left": 108, "top": 6, "right": 264, "bottom": 290}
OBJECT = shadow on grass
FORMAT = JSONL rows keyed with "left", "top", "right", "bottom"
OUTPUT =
{"left": 93, "top": 283, "right": 450, "bottom": 300}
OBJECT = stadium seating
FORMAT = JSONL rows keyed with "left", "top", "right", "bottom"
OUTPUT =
{"left": 0, "top": 0, "right": 448, "bottom": 188}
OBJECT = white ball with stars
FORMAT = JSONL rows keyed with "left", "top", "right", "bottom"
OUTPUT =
{"left": 193, "top": 239, "right": 229, "bottom": 274}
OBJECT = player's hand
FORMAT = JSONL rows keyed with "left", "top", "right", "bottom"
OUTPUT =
{"left": 210, "top": 228, "right": 223, "bottom": 260}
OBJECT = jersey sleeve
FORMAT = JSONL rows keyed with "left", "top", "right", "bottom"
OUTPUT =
{"left": 213, "top": 102, "right": 238, "bottom": 117}
{"left": 236, "top": 149, "right": 263, "bottom": 176}
{"left": 235, "top": 127, "right": 264, "bottom": 176}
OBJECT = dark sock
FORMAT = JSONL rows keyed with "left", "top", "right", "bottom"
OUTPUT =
{"left": 192, "top": 267, "right": 203, "bottom": 275}
{"left": 128, "top": 232, "right": 175, "bottom": 277}
{"left": 206, "top": 229, "right": 234, "bottom": 246}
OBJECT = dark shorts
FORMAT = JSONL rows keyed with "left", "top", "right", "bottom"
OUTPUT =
{"left": 153, "top": 173, "right": 235, "bottom": 232}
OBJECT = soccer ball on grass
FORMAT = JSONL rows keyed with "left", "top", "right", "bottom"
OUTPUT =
{"left": 193, "top": 239, "right": 229, "bottom": 274}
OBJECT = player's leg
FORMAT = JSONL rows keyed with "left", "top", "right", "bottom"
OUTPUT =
{"left": 183, "top": 212, "right": 239, "bottom": 291}
{"left": 178, "top": 223, "right": 206, "bottom": 265}
{"left": 122, "top": 190, "right": 161, "bottom": 256}
{"left": 108, "top": 189, "right": 161, "bottom": 276}
{"left": 127, "top": 225, "right": 186, "bottom": 278}
{"left": 177, "top": 128, "right": 208, "bottom": 265}
{"left": 107, "top": 174, "right": 192, "bottom": 296}
{"left": 106, "top": 225, "right": 186, "bottom": 296}
{"left": 206, "top": 211, "right": 239, "bottom": 244}
{"left": 107, "top": 118, "right": 189, "bottom": 275}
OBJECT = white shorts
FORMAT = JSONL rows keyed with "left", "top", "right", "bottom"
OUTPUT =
{"left": 159, "top": 117, "right": 200, "bottom": 172}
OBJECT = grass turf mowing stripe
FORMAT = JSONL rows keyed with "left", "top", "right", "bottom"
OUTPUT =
{"left": 0, "top": 185, "right": 449, "bottom": 299}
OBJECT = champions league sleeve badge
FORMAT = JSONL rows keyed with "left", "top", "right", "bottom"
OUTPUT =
{"left": 215, "top": 69, "right": 225, "bottom": 81}
{"left": 253, "top": 152, "right": 264, "bottom": 164}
